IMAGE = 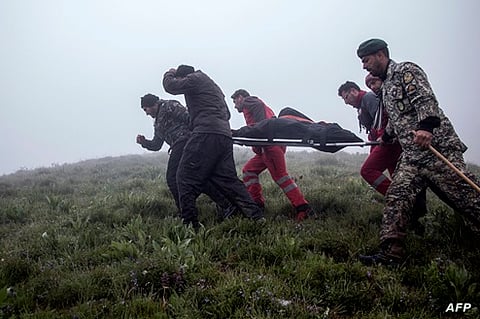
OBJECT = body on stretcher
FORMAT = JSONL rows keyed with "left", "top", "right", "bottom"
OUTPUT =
{"left": 231, "top": 108, "right": 378, "bottom": 153}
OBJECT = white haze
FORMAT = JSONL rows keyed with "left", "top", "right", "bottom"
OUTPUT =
{"left": 1, "top": 0, "right": 479, "bottom": 175}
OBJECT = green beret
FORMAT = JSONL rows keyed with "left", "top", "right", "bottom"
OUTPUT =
{"left": 357, "top": 39, "right": 388, "bottom": 58}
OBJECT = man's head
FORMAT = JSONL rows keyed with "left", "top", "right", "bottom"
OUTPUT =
{"left": 357, "top": 38, "right": 389, "bottom": 77}
{"left": 231, "top": 89, "right": 250, "bottom": 112}
{"left": 338, "top": 81, "right": 361, "bottom": 108}
{"left": 365, "top": 73, "right": 383, "bottom": 96}
{"left": 176, "top": 65, "right": 195, "bottom": 77}
{"left": 140, "top": 93, "right": 159, "bottom": 118}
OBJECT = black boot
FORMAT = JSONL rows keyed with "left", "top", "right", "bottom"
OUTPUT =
{"left": 359, "top": 252, "right": 402, "bottom": 266}
{"left": 295, "top": 203, "right": 314, "bottom": 221}
{"left": 360, "top": 239, "right": 404, "bottom": 266}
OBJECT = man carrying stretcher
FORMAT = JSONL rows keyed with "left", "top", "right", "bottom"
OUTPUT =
{"left": 231, "top": 89, "right": 313, "bottom": 221}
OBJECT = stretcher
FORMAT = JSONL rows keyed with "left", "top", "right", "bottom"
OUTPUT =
{"left": 230, "top": 110, "right": 379, "bottom": 153}
{"left": 232, "top": 136, "right": 379, "bottom": 149}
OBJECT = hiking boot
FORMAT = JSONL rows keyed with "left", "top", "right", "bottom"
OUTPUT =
{"left": 359, "top": 252, "right": 402, "bottom": 266}
{"left": 296, "top": 211, "right": 308, "bottom": 221}
{"left": 295, "top": 204, "right": 313, "bottom": 221}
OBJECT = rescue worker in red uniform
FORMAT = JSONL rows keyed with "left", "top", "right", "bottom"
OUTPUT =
{"left": 339, "top": 77, "right": 427, "bottom": 235}
{"left": 231, "top": 89, "right": 312, "bottom": 221}
{"left": 338, "top": 80, "right": 402, "bottom": 195}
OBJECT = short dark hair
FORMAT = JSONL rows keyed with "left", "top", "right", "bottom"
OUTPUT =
{"left": 141, "top": 93, "right": 159, "bottom": 108}
{"left": 338, "top": 81, "right": 360, "bottom": 97}
{"left": 176, "top": 65, "right": 195, "bottom": 77}
{"left": 231, "top": 89, "right": 250, "bottom": 99}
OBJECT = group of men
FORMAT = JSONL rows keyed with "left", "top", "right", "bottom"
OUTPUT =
{"left": 341, "top": 39, "right": 480, "bottom": 265}
{"left": 137, "top": 38, "right": 480, "bottom": 266}
{"left": 137, "top": 65, "right": 314, "bottom": 231}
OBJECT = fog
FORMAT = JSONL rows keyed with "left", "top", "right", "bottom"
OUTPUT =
{"left": 1, "top": 0, "right": 479, "bottom": 175}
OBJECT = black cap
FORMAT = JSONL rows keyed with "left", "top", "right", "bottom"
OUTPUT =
{"left": 141, "top": 93, "right": 159, "bottom": 108}
{"left": 176, "top": 65, "right": 195, "bottom": 77}
{"left": 357, "top": 39, "right": 388, "bottom": 58}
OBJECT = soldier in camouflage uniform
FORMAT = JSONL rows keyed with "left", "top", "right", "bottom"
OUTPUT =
{"left": 356, "top": 39, "right": 480, "bottom": 265}
{"left": 137, "top": 93, "right": 235, "bottom": 218}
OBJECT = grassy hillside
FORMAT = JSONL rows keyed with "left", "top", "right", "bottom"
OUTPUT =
{"left": 1, "top": 149, "right": 479, "bottom": 318}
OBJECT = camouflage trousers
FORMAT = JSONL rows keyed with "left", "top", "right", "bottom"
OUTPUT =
{"left": 380, "top": 148, "right": 480, "bottom": 259}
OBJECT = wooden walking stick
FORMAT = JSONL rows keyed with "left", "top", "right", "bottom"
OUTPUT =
{"left": 411, "top": 130, "right": 480, "bottom": 194}
{"left": 428, "top": 145, "right": 480, "bottom": 194}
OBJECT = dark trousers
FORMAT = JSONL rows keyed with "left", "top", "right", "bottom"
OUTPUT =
{"left": 177, "top": 133, "right": 263, "bottom": 226}
{"left": 166, "top": 138, "right": 232, "bottom": 214}
{"left": 166, "top": 140, "right": 186, "bottom": 212}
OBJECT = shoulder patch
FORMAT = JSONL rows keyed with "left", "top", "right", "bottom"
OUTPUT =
{"left": 403, "top": 71, "right": 414, "bottom": 84}
{"left": 406, "top": 84, "right": 417, "bottom": 95}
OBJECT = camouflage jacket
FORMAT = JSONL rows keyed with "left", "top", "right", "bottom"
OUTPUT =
{"left": 382, "top": 60, "right": 467, "bottom": 159}
{"left": 141, "top": 99, "right": 191, "bottom": 151}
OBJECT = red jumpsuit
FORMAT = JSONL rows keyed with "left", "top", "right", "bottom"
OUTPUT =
{"left": 361, "top": 127, "right": 402, "bottom": 195}
{"left": 358, "top": 95, "right": 402, "bottom": 195}
{"left": 239, "top": 96, "right": 310, "bottom": 216}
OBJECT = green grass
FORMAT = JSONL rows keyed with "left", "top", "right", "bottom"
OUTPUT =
{"left": 0, "top": 150, "right": 479, "bottom": 318}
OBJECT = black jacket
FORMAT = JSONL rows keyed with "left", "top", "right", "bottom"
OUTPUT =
{"left": 163, "top": 70, "right": 232, "bottom": 137}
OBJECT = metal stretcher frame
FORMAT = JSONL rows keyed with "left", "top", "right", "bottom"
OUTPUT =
{"left": 232, "top": 136, "right": 380, "bottom": 148}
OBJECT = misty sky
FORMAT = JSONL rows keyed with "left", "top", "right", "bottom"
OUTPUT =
{"left": 1, "top": 0, "right": 479, "bottom": 175}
